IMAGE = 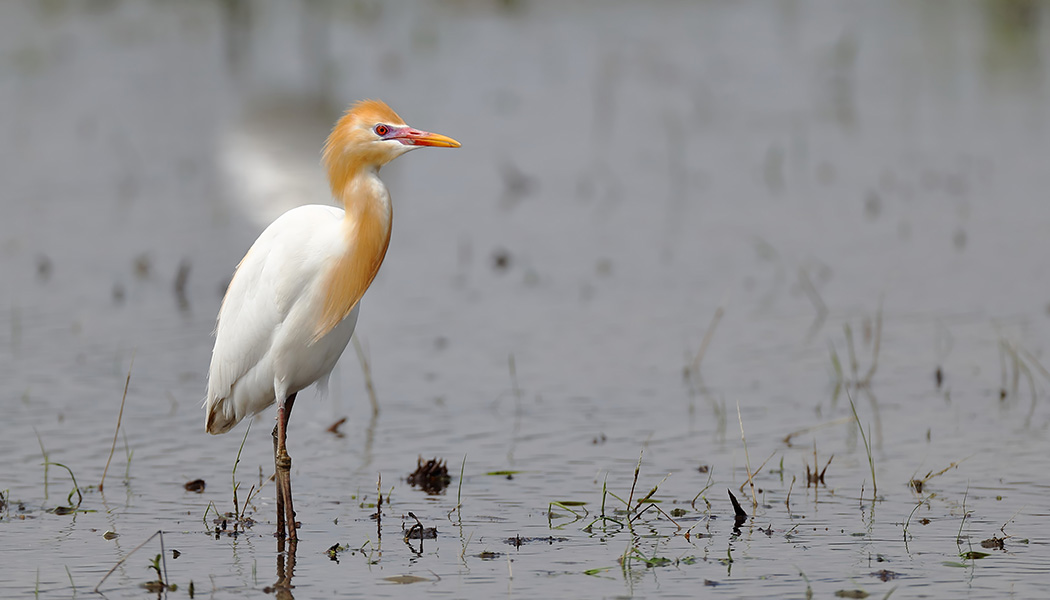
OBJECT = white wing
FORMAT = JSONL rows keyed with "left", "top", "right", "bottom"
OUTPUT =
{"left": 205, "top": 205, "right": 347, "bottom": 434}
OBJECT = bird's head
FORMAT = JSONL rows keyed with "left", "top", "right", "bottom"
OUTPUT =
{"left": 323, "top": 100, "right": 459, "bottom": 195}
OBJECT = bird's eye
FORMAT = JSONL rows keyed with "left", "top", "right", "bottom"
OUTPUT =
{"left": 374, "top": 124, "right": 389, "bottom": 136}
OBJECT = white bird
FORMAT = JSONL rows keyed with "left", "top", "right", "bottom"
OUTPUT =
{"left": 204, "top": 100, "right": 459, "bottom": 541}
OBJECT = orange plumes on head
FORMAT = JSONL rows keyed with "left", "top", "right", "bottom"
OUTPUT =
{"left": 322, "top": 100, "right": 407, "bottom": 199}
{"left": 313, "top": 99, "right": 458, "bottom": 342}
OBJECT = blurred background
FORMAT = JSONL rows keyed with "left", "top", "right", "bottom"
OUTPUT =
{"left": 2, "top": 1, "right": 1050, "bottom": 597}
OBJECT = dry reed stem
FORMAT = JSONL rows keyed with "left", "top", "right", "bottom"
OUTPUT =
{"left": 736, "top": 402, "right": 757, "bottom": 510}
{"left": 94, "top": 530, "right": 168, "bottom": 593}
{"left": 799, "top": 267, "right": 828, "bottom": 340}
{"left": 352, "top": 335, "right": 379, "bottom": 416}
{"left": 783, "top": 416, "right": 852, "bottom": 447}
{"left": 100, "top": 353, "right": 135, "bottom": 492}
{"left": 738, "top": 451, "right": 776, "bottom": 494}
{"left": 690, "top": 306, "right": 724, "bottom": 374}
{"left": 845, "top": 387, "right": 876, "bottom": 501}
{"left": 626, "top": 451, "right": 643, "bottom": 517}
{"left": 860, "top": 301, "right": 883, "bottom": 385}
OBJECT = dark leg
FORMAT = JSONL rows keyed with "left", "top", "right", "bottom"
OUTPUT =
{"left": 273, "top": 393, "right": 297, "bottom": 540}
{"left": 272, "top": 422, "right": 283, "bottom": 537}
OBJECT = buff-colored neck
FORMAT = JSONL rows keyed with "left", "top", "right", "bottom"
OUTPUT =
{"left": 313, "top": 167, "right": 393, "bottom": 342}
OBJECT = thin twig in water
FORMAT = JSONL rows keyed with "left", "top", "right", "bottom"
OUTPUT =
{"left": 738, "top": 451, "right": 776, "bottom": 494}
{"left": 631, "top": 472, "right": 670, "bottom": 517}
{"left": 626, "top": 451, "right": 643, "bottom": 519}
{"left": 904, "top": 494, "right": 930, "bottom": 543}
{"left": 736, "top": 402, "right": 757, "bottom": 510}
{"left": 860, "top": 301, "right": 883, "bottom": 385}
{"left": 846, "top": 387, "right": 876, "bottom": 501}
{"left": 45, "top": 462, "right": 83, "bottom": 510}
{"left": 799, "top": 267, "right": 827, "bottom": 341}
{"left": 100, "top": 353, "right": 135, "bottom": 491}
{"left": 689, "top": 306, "right": 724, "bottom": 374}
{"left": 231, "top": 419, "right": 253, "bottom": 522}
{"left": 352, "top": 335, "right": 379, "bottom": 416}
{"left": 34, "top": 428, "right": 49, "bottom": 499}
{"left": 447, "top": 455, "right": 467, "bottom": 521}
{"left": 957, "top": 484, "right": 971, "bottom": 548}
{"left": 1015, "top": 344, "right": 1050, "bottom": 384}
{"left": 690, "top": 467, "right": 715, "bottom": 511}
{"left": 93, "top": 530, "right": 168, "bottom": 593}
{"left": 783, "top": 416, "right": 852, "bottom": 447}
{"left": 844, "top": 324, "right": 859, "bottom": 383}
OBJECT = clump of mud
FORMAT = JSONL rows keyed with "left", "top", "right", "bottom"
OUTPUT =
{"left": 406, "top": 457, "right": 451, "bottom": 495}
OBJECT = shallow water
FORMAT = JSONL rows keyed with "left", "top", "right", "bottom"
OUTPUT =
{"left": 3, "top": 1, "right": 1050, "bottom": 598}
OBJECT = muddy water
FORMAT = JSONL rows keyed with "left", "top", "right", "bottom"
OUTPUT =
{"left": 3, "top": 1, "right": 1050, "bottom": 598}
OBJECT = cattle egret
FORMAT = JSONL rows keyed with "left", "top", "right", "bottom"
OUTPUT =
{"left": 204, "top": 100, "right": 459, "bottom": 541}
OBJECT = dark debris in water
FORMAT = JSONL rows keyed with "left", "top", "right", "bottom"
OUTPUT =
{"left": 834, "top": 591, "right": 869, "bottom": 599}
{"left": 404, "top": 512, "right": 437, "bottom": 540}
{"left": 491, "top": 248, "right": 512, "bottom": 272}
{"left": 870, "top": 569, "right": 900, "bottom": 581}
{"left": 505, "top": 535, "right": 569, "bottom": 548}
{"left": 212, "top": 512, "right": 255, "bottom": 537}
{"left": 806, "top": 453, "right": 833, "bottom": 487}
{"left": 959, "top": 550, "right": 990, "bottom": 560}
{"left": 326, "top": 542, "right": 349, "bottom": 562}
{"left": 727, "top": 489, "right": 748, "bottom": 528}
{"left": 401, "top": 527, "right": 434, "bottom": 542}
{"left": 980, "top": 536, "right": 1006, "bottom": 550}
{"left": 406, "top": 456, "right": 451, "bottom": 495}
{"left": 184, "top": 479, "right": 206, "bottom": 493}
{"left": 326, "top": 417, "right": 347, "bottom": 438}
{"left": 404, "top": 526, "right": 437, "bottom": 540}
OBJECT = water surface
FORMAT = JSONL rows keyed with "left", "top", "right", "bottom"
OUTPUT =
{"left": 2, "top": 1, "right": 1049, "bottom": 598}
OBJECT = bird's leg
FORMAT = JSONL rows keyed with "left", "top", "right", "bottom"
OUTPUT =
{"left": 272, "top": 420, "right": 284, "bottom": 539}
{"left": 274, "top": 393, "right": 297, "bottom": 540}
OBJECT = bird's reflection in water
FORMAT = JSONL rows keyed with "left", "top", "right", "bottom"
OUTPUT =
{"left": 267, "top": 538, "right": 297, "bottom": 599}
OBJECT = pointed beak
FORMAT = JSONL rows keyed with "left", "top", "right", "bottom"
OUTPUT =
{"left": 391, "top": 127, "right": 461, "bottom": 148}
